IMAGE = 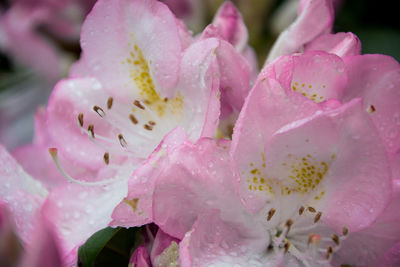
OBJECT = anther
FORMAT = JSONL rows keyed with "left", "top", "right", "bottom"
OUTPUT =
{"left": 148, "top": 121, "right": 156, "bottom": 126}
{"left": 107, "top": 97, "right": 113, "bottom": 109}
{"left": 342, "top": 226, "right": 348, "bottom": 236}
{"left": 326, "top": 246, "right": 333, "bottom": 259}
{"left": 129, "top": 114, "right": 138, "bottom": 124}
{"left": 331, "top": 234, "right": 340, "bottom": 246}
{"left": 78, "top": 113, "right": 84, "bottom": 127}
{"left": 118, "top": 134, "right": 127, "bottom": 147}
{"left": 267, "top": 208, "right": 276, "bottom": 221}
{"left": 284, "top": 241, "right": 290, "bottom": 253}
{"left": 93, "top": 106, "right": 105, "bottom": 117}
{"left": 163, "top": 97, "right": 168, "bottom": 102}
{"left": 307, "top": 206, "right": 316, "bottom": 213}
{"left": 314, "top": 211, "right": 322, "bottom": 223}
{"left": 144, "top": 124, "right": 153, "bottom": 131}
{"left": 103, "top": 152, "right": 110, "bottom": 165}
{"left": 285, "top": 219, "right": 294, "bottom": 232}
{"left": 299, "top": 206, "right": 305, "bottom": 215}
{"left": 88, "top": 124, "right": 95, "bottom": 138}
{"left": 367, "top": 105, "right": 376, "bottom": 114}
{"left": 134, "top": 100, "right": 145, "bottom": 110}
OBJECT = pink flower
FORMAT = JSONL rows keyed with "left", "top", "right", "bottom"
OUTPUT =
{"left": 143, "top": 74, "right": 396, "bottom": 265}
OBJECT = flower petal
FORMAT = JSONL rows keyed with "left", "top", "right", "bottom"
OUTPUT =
{"left": 343, "top": 54, "right": 400, "bottom": 153}
{"left": 231, "top": 78, "right": 319, "bottom": 212}
{"left": 42, "top": 177, "right": 129, "bottom": 261}
{"left": 266, "top": 0, "right": 334, "bottom": 62}
{"left": 179, "top": 210, "right": 270, "bottom": 267}
{"left": 81, "top": 0, "right": 182, "bottom": 99}
{"left": 305, "top": 32, "right": 362, "bottom": 58}
{"left": 152, "top": 138, "right": 254, "bottom": 239}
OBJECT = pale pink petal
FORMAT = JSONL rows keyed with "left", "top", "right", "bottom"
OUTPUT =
{"left": 19, "top": 215, "right": 63, "bottom": 267}
{"left": 129, "top": 246, "right": 151, "bottom": 267}
{"left": 217, "top": 40, "right": 251, "bottom": 119}
{"left": 332, "top": 180, "right": 400, "bottom": 266}
{"left": 32, "top": 106, "right": 52, "bottom": 146}
{"left": 46, "top": 77, "right": 114, "bottom": 169}
{"left": 0, "top": 145, "right": 48, "bottom": 243}
{"left": 152, "top": 138, "right": 258, "bottom": 240}
{"left": 150, "top": 229, "right": 180, "bottom": 264}
{"left": 0, "top": 201, "right": 22, "bottom": 267}
{"left": 69, "top": 53, "right": 91, "bottom": 77}
{"left": 179, "top": 210, "right": 271, "bottom": 267}
{"left": 209, "top": 1, "right": 248, "bottom": 52}
{"left": 81, "top": 0, "right": 182, "bottom": 99}
{"left": 287, "top": 51, "right": 348, "bottom": 103}
{"left": 266, "top": 0, "right": 334, "bottom": 62}
{"left": 381, "top": 242, "right": 400, "bottom": 267}
{"left": 179, "top": 38, "right": 221, "bottom": 139}
{"left": 111, "top": 127, "right": 188, "bottom": 227}
{"left": 42, "top": 177, "right": 128, "bottom": 261}
{"left": 231, "top": 78, "right": 319, "bottom": 212}
{"left": 343, "top": 54, "right": 400, "bottom": 153}
{"left": 305, "top": 32, "right": 362, "bottom": 58}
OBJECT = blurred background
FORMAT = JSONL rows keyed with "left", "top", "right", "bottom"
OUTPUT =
{"left": 0, "top": 0, "right": 399, "bottom": 151}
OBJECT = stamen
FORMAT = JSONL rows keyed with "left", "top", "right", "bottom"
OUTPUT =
{"left": 107, "top": 97, "right": 113, "bottom": 109}
{"left": 149, "top": 121, "right": 156, "bottom": 126}
{"left": 267, "top": 208, "right": 276, "bottom": 221}
{"left": 144, "top": 124, "right": 153, "bottom": 131}
{"left": 88, "top": 124, "right": 95, "bottom": 138}
{"left": 93, "top": 105, "right": 105, "bottom": 117}
{"left": 118, "top": 134, "right": 128, "bottom": 147}
{"left": 342, "top": 226, "right": 348, "bottom": 236}
{"left": 285, "top": 219, "right": 294, "bottom": 232}
{"left": 331, "top": 234, "right": 339, "bottom": 246}
{"left": 134, "top": 100, "right": 145, "bottom": 110}
{"left": 314, "top": 212, "right": 322, "bottom": 223}
{"left": 48, "top": 148, "right": 120, "bottom": 186}
{"left": 103, "top": 152, "right": 110, "bottom": 165}
{"left": 129, "top": 114, "right": 138, "bottom": 124}
{"left": 299, "top": 206, "right": 305, "bottom": 215}
{"left": 78, "top": 113, "right": 84, "bottom": 127}
{"left": 326, "top": 246, "right": 333, "bottom": 259}
{"left": 284, "top": 241, "right": 290, "bottom": 253}
{"left": 307, "top": 206, "right": 316, "bottom": 213}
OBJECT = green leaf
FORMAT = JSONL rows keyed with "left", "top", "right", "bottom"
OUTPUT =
{"left": 78, "top": 226, "right": 144, "bottom": 267}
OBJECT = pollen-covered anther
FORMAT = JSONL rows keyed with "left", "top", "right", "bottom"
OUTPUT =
{"left": 285, "top": 219, "right": 294, "bottom": 232}
{"left": 118, "top": 133, "right": 127, "bottom": 147}
{"left": 129, "top": 114, "right": 138, "bottom": 124}
{"left": 284, "top": 241, "right": 290, "bottom": 253}
{"left": 93, "top": 105, "right": 105, "bottom": 117}
{"left": 331, "top": 234, "right": 340, "bottom": 246}
{"left": 367, "top": 104, "right": 376, "bottom": 114}
{"left": 299, "top": 206, "right": 305, "bottom": 215}
{"left": 78, "top": 113, "right": 84, "bottom": 127}
{"left": 326, "top": 246, "right": 333, "bottom": 259}
{"left": 148, "top": 121, "right": 156, "bottom": 126}
{"left": 267, "top": 208, "right": 276, "bottom": 221}
{"left": 307, "top": 206, "right": 316, "bottom": 213}
{"left": 144, "top": 124, "right": 153, "bottom": 131}
{"left": 314, "top": 211, "right": 322, "bottom": 223}
{"left": 103, "top": 152, "right": 110, "bottom": 165}
{"left": 342, "top": 226, "right": 349, "bottom": 236}
{"left": 107, "top": 97, "right": 113, "bottom": 109}
{"left": 134, "top": 100, "right": 145, "bottom": 110}
{"left": 88, "top": 124, "right": 95, "bottom": 138}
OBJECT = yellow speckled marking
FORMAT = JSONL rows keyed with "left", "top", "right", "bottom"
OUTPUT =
{"left": 292, "top": 81, "right": 327, "bottom": 103}
{"left": 125, "top": 36, "right": 183, "bottom": 117}
{"left": 246, "top": 151, "right": 336, "bottom": 198}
